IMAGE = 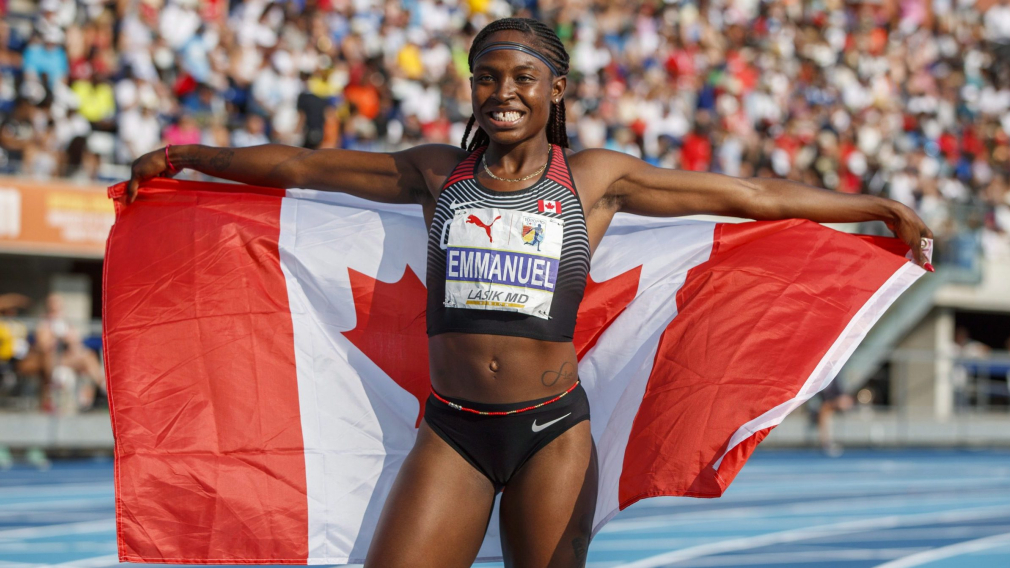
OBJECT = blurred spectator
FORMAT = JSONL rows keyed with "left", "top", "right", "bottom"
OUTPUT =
{"left": 0, "top": 293, "right": 31, "bottom": 470}
{"left": 0, "top": 294, "right": 31, "bottom": 383}
{"left": 297, "top": 80, "right": 331, "bottom": 149}
{"left": 987, "top": 0, "right": 1010, "bottom": 77}
{"left": 164, "top": 113, "right": 201, "bottom": 146}
{"left": 0, "top": 98, "right": 36, "bottom": 167}
{"left": 956, "top": 326, "right": 993, "bottom": 360}
{"left": 22, "top": 29, "right": 67, "bottom": 88}
{"left": 17, "top": 294, "right": 104, "bottom": 416}
{"left": 117, "top": 97, "right": 160, "bottom": 163}
{"left": 233, "top": 113, "right": 270, "bottom": 147}
{"left": 71, "top": 72, "right": 116, "bottom": 125}
{"left": 952, "top": 325, "right": 994, "bottom": 409}
{"left": 681, "top": 122, "right": 712, "bottom": 172}
{"left": 0, "top": 0, "right": 1006, "bottom": 261}
{"left": 810, "top": 380, "right": 854, "bottom": 457}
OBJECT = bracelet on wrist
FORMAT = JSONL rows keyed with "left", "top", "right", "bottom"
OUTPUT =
{"left": 165, "top": 145, "right": 179, "bottom": 174}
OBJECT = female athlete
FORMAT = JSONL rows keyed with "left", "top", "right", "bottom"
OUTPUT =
{"left": 125, "top": 17, "right": 932, "bottom": 568}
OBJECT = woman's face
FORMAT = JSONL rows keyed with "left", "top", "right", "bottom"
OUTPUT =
{"left": 470, "top": 30, "right": 566, "bottom": 147}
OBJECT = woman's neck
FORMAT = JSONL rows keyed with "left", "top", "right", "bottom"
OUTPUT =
{"left": 483, "top": 138, "right": 552, "bottom": 177}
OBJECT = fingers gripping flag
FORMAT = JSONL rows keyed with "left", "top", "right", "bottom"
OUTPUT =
{"left": 104, "top": 179, "right": 923, "bottom": 564}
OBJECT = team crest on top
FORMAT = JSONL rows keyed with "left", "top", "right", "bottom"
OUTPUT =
{"left": 522, "top": 217, "right": 546, "bottom": 252}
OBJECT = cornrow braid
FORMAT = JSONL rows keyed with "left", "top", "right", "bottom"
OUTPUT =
{"left": 547, "top": 99, "right": 569, "bottom": 148}
{"left": 461, "top": 18, "right": 570, "bottom": 151}
{"left": 462, "top": 114, "right": 490, "bottom": 151}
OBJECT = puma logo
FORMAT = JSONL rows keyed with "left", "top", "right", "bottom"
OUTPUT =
{"left": 466, "top": 214, "right": 501, "bottom": 243}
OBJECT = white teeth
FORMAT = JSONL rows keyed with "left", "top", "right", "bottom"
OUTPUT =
{"left": 492, "top": 111, "right": 521, "bottom": 123}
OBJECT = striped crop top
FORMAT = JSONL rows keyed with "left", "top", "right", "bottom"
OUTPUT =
{"left": 425, "top": 145, "right": 591, "bottom": 341}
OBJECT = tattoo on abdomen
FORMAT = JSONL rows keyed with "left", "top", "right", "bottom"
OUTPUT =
{"left": 541, "top": 361, "right": 576, "bottom": 387}
{"left": 209, "top": 149, "right": 235, "bottom": 172}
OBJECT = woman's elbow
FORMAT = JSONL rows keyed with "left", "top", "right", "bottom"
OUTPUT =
{"left": 275, "top": 152, "right": 315, "bottom": 189}
{"left": 718, "top": 178, "right": 767, "bottom": 218}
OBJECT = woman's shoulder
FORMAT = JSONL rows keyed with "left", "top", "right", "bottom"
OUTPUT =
{"left": 563, "top": 147, "right": 633, "bottom": 162}
{"left": 564, "top": 147, "right": 643, "bottom": 178}
{"left": 404, "top": 143, "right": 470, "bottom": 161}
{"left": 402, "top": 143, "right": 471, "bottom": 174}
{"left": 399, "top": 144, "right": 473, "bottom": 198}
{"left": 564, "top": 147, "right": 647, "bottom": 205}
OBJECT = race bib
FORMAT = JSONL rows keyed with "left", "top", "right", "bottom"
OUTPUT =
{"left": 441, "top": 207, "right": 564, "bottom": 319}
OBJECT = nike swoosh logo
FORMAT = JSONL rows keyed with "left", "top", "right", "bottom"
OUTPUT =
{"left": 531, "top": 413, "right": 571, "bottom": 433}
{"left": 450, "top": 200, "right": 480, "bottom": 210}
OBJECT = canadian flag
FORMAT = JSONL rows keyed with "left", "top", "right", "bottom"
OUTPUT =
{"left": 538, "top": 199, "right": 561, "bottom": 214}
{"left": 104, "top": 179, "right": 922, "bottom": 564}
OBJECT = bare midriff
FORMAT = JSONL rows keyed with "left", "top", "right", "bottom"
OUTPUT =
{"left": 428, "top": 332, "right": 579, "bottom": 404}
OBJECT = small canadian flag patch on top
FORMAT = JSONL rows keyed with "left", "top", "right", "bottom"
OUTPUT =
{"left": 538, "top": 200, "right": 561, "bottom": 214}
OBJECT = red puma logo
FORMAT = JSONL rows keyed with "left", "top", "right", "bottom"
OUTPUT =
{"left": 466, "top": 214, "right": 501, "bottom": 243}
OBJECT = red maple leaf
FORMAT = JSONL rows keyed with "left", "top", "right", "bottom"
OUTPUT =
{"left": 341, "top": 266, "right": 430, "bottom": 427}
{"left": 573, "top": 266, "right": 642, "bottom": 360}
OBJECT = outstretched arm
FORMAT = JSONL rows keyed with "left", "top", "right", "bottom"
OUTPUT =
{"left": 583, "top": 149, "right": 934, "bottom": 267}
{"left": 125, "top": 144, "right": 450, "bottom": 206}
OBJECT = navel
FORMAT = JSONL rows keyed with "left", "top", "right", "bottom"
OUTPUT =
{"left": 489, "top": 358, "right": 500, "bottom": 373}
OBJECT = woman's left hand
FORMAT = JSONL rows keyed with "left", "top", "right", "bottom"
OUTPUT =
{"left": 884, "top": 203, "right": 934, "bottom": 271}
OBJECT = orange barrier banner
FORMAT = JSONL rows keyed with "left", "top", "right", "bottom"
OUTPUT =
{"left": 0, "top": 177, "right": 113, "bottom": 258}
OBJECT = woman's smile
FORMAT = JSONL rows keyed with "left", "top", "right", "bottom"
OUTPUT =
{"left": 486, "top": 109, "right": 527, "bottom": 128}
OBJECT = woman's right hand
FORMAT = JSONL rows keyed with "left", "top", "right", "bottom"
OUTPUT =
{"left": 126, "top": 147, "right": 179, "bottom": 205}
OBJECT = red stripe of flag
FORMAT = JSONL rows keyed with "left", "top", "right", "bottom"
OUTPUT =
{"left": 618, "top": 220, "right": 907, "bottom": 506}
{"left": 105, "top": 181, "right": 308, "bottom": 562}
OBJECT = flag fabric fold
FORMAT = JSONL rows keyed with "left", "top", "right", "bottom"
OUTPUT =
{"left": 103, "top": 178, "right": 922, "bottom": 564}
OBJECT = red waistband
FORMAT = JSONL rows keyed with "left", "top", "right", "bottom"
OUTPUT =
{"left": 430, "top": 380, "right": 580, "bottom": 416}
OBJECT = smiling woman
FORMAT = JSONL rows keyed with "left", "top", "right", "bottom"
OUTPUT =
{"left": 122, "top": 14, "right": 933, "bottom": 568}
{"left": 461, "top": 19, "right": 570, "bottom": 153}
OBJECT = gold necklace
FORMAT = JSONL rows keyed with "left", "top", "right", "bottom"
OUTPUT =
{"left": 481, "top": 152, "right": 549, "bottom": 183}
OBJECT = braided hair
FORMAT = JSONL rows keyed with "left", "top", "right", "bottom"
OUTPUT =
{"left": 461, "top": 18, "right": 570, "bottom": 151}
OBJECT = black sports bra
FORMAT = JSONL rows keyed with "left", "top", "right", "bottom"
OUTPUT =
{"left": 425, "top": 145, "right": 590, "bottom": 341}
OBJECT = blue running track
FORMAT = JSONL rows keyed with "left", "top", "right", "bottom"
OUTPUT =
{"left": 1, "top": 450, "right": 1008, "bottom": 567}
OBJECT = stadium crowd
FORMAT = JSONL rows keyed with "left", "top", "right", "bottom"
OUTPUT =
{"left": 1, "top": 0, "right": 1009, "bottom": 264}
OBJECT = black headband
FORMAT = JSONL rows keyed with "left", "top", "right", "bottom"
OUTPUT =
{"left": 471, "top": 41, "right": 561, "bottom": 76}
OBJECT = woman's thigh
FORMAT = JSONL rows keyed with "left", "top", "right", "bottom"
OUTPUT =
{"left": 364, "top": 422, "right": 497, "bottom": 568}
{"left": 499, "top": 421, "right": 598, "bottom": 568}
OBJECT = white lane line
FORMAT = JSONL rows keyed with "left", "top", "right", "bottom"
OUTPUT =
{"left": 0, "top": 541, "right": 113, "bottom": 552}
{"left": 609, "top": 506, "right": 1010, "bottom": 568}
{"left": 667, "top": 548, "right": 928, "bottom": 567}
{"left": 630, "top": 477, "right": 1010, "bottom": 509}
{"left": 0, "top": 519, "right": 115, "bottom": 540}
{"left": 591, "top": 537, "right": 726, "bottom": 551}
{"left": 600, "top": 514, "right": 897, "bottom": 536}
{"left": 593, "top": 525, "right": 1010, "bottom": 551}
{"left": 873, "top": 531, "right": 1010, "bottom": 568}
{"left": 0, "top": 483, "right": 111, "bottom": 497}
{"left": 0, "top": 498, "right": 113, "bottom": 513}
{"left": 0, "top": 513, "right": 111, "bottom": 527}
{"left": 602, "top": 493, "right": 1010, "bottom": 533}
{"left": 741, "top": 457, "right": 1010, "bottom": 469}
{"left": 49, "top": 554, "right": 121, "bottom": 568}
{"left": 811, "top": 524, "right": 1010, "bottom": 543}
